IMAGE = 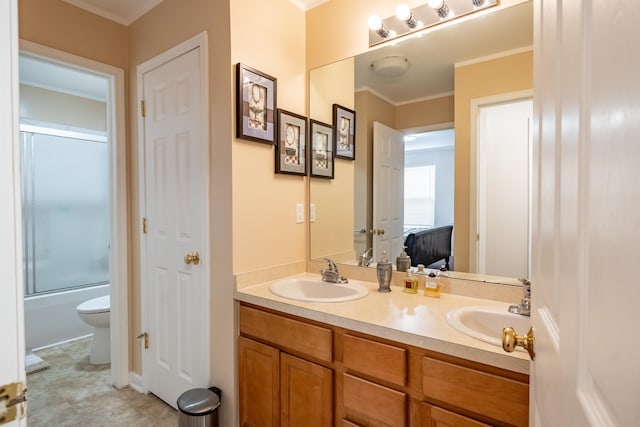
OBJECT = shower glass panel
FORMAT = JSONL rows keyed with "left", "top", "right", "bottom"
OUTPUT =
{"left": 21, "top": 125, "right": 109, "bottom": 295}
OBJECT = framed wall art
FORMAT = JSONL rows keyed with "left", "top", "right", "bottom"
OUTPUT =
{"left": 236, "top": 63, "right": 277, "bottom": 144}
{"left": 333, "top": 104, "right": 356, "bottom": 160}
{"left": 275, "top": 109, "right": 307, "bottom": 175}
{"left": 310, "top": 119, "right": 334, "bottom": 179}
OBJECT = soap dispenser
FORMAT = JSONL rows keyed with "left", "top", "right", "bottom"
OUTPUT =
{"left": 376, "top": 251, "right": 392, "bottom": 293}
{"left": 396, "top": 246, "right": 411, "bottom": 272}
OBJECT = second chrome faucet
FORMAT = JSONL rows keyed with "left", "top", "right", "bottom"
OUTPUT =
{"left": 508, "top": 278, "right": 531, "bottom": 316}
{"left": 320, "top": 258, "right": 348, "bottom": 284}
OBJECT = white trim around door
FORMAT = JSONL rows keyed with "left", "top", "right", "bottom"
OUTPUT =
{"left": 469, "top": 89, "right": 533, "bottom": 275}
{"left": 18, "top": 40, "right": 129, "bottom": 388}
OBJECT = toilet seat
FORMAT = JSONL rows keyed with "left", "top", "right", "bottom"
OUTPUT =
{"left": 77, "top": 295, "right": 110, "bottom": 314}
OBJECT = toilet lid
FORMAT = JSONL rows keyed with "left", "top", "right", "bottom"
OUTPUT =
{"left": 77, "top": 295, "right": 110, "bottom": 314}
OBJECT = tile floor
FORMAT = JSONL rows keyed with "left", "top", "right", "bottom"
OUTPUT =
{"left": 27, "top": 338, "right": 178, "bottom": 426}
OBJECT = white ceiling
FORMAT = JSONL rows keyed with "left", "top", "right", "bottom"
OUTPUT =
{"left": 63, "top": 0, "right": 163, "bottom": 26}
{"left": 62, "top": 0, "right": 327, "bottom": 25}
{"left": 19, "top": 55, "right": 108, "bottom": 102}
{"left": 355, "top": 1, "right": 533, "bottom": 104}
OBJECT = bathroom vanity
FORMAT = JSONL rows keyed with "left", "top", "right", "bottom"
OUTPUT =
{"left": 236, "top": 274, "right": 530, "bottom": 426}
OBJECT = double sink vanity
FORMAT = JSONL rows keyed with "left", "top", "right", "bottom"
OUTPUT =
{"left": 235, "top": 268, "right": 531, "bottom": 426}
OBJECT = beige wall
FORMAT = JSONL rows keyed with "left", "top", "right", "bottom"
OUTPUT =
{"left": 20, "top": 84, "right": 107, "bottom": 131}
{"left": 231, "top": 0, "right": 307, "bottom": 274}
{"left": 309, "top": 58, "right": 355, "bottom": 261}
{"left": 395, "top": 95, "right": 454, "bottom": 130}
{"left": 453, "top": 50, "right": 533, "bottom": 272}
{"left": 18, "top": 0, "right": 128, "bottom": 70}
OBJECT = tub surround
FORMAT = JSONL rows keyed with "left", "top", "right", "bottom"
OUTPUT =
{"left": 235, "top": 270, "right": 529, "bottom": 375}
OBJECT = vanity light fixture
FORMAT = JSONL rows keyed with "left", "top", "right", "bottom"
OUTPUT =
{"left": 368, "top": 15, "right": 391, "bottom": 38}
{"left": 368, "top": 0, "right": 498, "bottom": 47}
{"left": 427, "top": 0, "right": 451, "bottom": 19}
{"left": 396, "top": 3, "right": 419, "bottom": 29}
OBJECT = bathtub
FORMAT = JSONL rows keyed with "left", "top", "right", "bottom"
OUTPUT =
{"left": 25, "top": 284, "right": 110, "bottom": 351}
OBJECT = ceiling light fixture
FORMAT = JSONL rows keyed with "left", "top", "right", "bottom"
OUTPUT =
{"left": 370, "top": 55, "right": 411, "bottom": 78}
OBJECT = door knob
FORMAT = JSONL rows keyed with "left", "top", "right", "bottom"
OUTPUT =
{"left": 502, "top": 326, "right": 535, "bottom": 360}
{"left": 370, "top": 228, "right": 386, "bottom": 236}
{"left": 184, "top": 252, "right": 200, "bottom": 265}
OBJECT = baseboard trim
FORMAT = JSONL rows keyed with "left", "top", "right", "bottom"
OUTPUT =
{"left": 129, "top": 372, "right": 144, "bottom": 393}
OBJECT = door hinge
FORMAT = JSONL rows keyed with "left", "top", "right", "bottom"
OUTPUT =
{"left": 142, "top": 217, "right": 147, "bottom": 234}
{"left": 0, "top": 381, "right": 27, "bottom": 425}
{"left": 140, "top": 100, "right": 146, "bottom": 118}
{"left": 137, "top": 332, "right": 149, "bottom": 349}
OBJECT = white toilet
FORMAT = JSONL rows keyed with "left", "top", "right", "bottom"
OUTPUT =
{"left": 76, "top": 295, "right": 110, "bottom": 365}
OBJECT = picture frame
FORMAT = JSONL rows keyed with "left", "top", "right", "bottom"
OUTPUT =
{"left": 275, "top": 109, "right": 307, "bottom": 176}
{"left": 333, "top": 104, "right": 356, "bottom": 160}
{"left": 310, "top": 119, "right": 334, "bottom": 179}
{"left": 236, "top": 63, "right": 277, "bottom": 144}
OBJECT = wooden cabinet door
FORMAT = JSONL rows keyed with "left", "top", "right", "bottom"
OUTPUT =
{"left": 280, "top": 352, "right": 333, "bottom": 427}
{"left": 421, "top": 403, "right": 491, "bottom": 427}
{"left": 239, "top": 337, "right": 280, "bottom": 427}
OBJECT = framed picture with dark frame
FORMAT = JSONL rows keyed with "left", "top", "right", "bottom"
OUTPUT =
{"left": 310, "top": 119, "right": 334, "bottom": 179}
{"left": 275, "top": 109, "right": 307, "bottom": 176}
{"left": 333, "top": 104, "right": 356, "bottom": 160}
{"left": 236, "top": 63, "right": 277, "bottom": 144}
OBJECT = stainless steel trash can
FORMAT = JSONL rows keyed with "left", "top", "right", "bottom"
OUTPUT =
{"left": 177, "top": 387, "right": 221, "bottom": 427}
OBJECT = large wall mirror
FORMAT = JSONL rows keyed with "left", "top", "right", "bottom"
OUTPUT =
{"left": 309, "top": 1, "right": 533, "bottom": 286}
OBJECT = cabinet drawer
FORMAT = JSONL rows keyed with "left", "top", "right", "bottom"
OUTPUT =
{"left": 343, "top": 334, "right": 406, "bottom": 386}
{"left": 422, "top": 357, "right": 528, "bottom": 426}
{"left": 343, "top": 373, "right": 406, "bottom": 427}
{"left": 422, "top": 402, "right": 491, "bottom": 427}
{"left": 240, "top": 305, "right": 332, "bottom": 362}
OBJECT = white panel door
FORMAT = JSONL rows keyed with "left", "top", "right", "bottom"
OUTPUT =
{"left": 531, "top": 0, "right": 639, "bottom": 425}
{"left": 372, "top": 122, "right": 404, "bottom": 262}
{"left": 143, "top": 47, "right": 208, "bottom": 408}
{"left": 478, "top": 99, "right": 532, "bottom": 279}
{"left": 0, "top": 0, "right": 26, "bottom": 425}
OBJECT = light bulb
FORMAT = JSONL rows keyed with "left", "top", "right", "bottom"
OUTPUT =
{"left": 368, "top": 15, "right": 382, "bottom": 31}
{"left": 427, "top": 0, "right": 444, "bottom": 8}
{"left": 395, "top": 4, "right": 411, "bottom": 21}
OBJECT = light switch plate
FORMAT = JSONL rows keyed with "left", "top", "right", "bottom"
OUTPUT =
{"left": 296, "top": 203, "right": 304, "bottom": 223}
{"left": 310, "top": 203, "right": 316, "bottom": 222}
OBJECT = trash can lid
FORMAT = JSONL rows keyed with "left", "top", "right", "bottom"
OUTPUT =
{"left": 177, "top": 388, "right": 221, "bottom": 416}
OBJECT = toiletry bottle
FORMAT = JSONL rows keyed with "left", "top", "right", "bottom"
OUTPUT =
{"left": 376, "top": 251, "right": 392, "bottom": 293}
{"left": 424, "top": 271, "right": 441, "bottom": 298}
{"left": 403, "top": 270, "right": 418, "bottom": 294}
{"left": 396, "top": 246, "right": 411, "bottom": 272}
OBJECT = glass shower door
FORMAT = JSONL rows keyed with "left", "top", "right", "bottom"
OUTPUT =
{"left": 21, "top": 125, "right": 110, "bottom": 295}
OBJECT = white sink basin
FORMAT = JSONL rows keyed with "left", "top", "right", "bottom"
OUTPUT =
{"left": 446, "top": 306, "right": 530, "bottom": 350}
{"left": 269, "top": 277, "right": 368, "bottom": 303}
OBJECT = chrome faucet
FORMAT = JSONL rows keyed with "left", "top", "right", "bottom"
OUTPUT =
{"left": 358, "top": 248, "right": 373, "bottom": 267}
{"left": 508, "top": 278, "right": 531, "bottom": 316}
{"left": 320, "top": 258, "right": 348, "bottom": 284}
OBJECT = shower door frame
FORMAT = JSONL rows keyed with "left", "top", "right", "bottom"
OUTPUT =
{"left": 20, "top": 40, "right": 129, "bottom": 389}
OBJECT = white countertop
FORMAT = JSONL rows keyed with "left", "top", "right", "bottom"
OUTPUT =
{"left": 235, "top": 273, "right": 530, "bottom": 375}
